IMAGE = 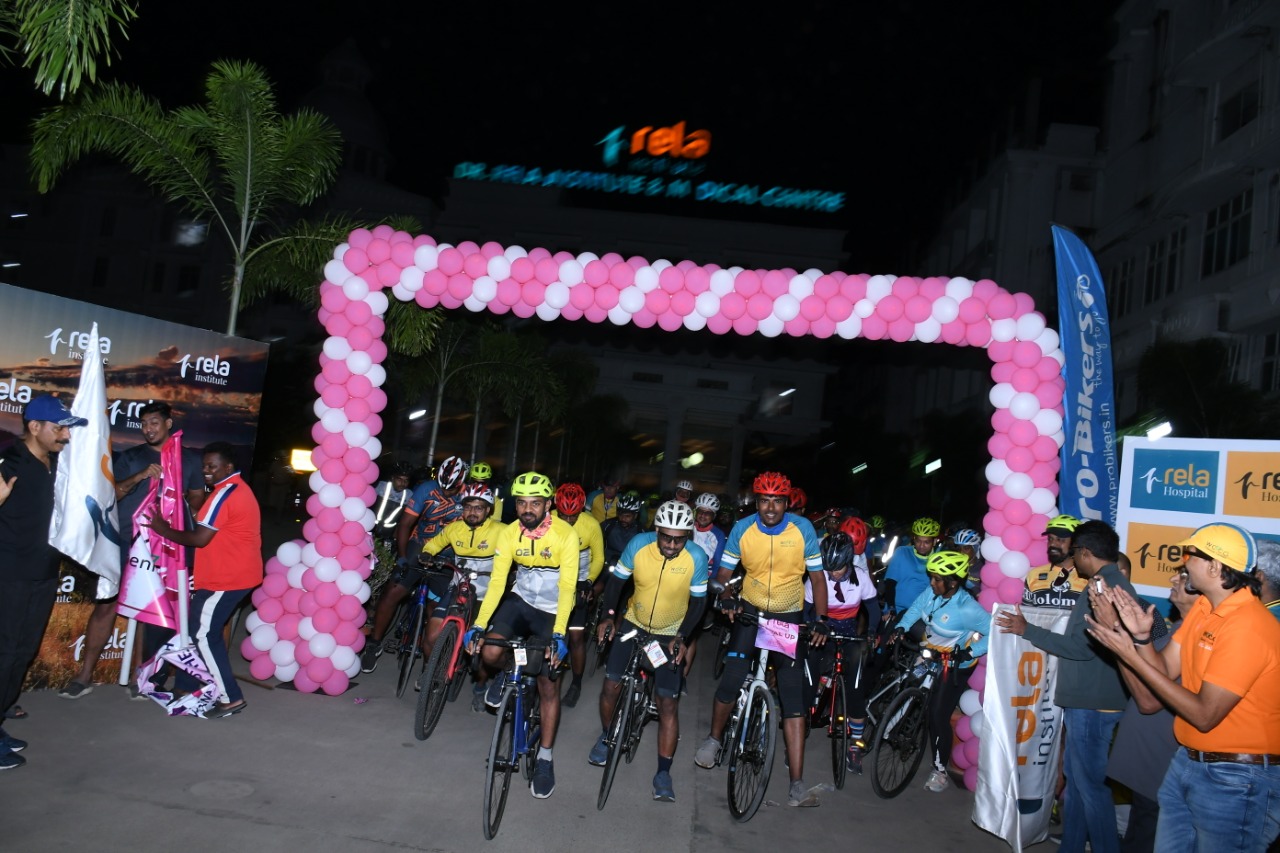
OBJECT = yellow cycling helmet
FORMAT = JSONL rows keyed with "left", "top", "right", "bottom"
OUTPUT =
{"left": 926, "top": 550, "right": 970, "bottom": 579}
{"left": 911, "top": 517, "right": 941, "bottom": 538}
{"left": 470, "top": 461, "right": 493, "bottom": 481}
{"left": 510, "top": 471, "right": 554, "bottom": 498}
{"left": 1044, "top": 514, "right": 1081, "bottom": 535}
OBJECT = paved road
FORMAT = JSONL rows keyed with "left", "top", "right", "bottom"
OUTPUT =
{"left": 5, "top": 626, "right": 1050, "bottom": 852}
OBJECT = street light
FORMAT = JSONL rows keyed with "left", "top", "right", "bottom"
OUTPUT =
{"left": 924, "top": 458, "right": 942, "bottom": 475}
{"left": 408, "top": 409, "right": 427, "bottom": 421}
{"left": 1146, "top": 421, "right": 1172, "bottom": 440}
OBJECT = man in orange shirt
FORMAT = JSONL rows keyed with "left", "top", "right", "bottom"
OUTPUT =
{"left": 1086, "top": 523, "right": 1280, "bottom": 853}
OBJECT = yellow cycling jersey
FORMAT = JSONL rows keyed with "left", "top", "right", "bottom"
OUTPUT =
{"left": 589, "top": 492, "right": 618, "bottom": 522}
{"left": 474, "top": 516, "right": 579, "bottom": 636}
{"left": 555, "top": 510, "right": 604, "bottom": 583}
{"left": 421, "top": 516, "right": 502, "bottom": 574}
{"left": 1021, "top": 564, "right": 1088, "bottom": 611}
{"left": 720, "top": 513, "right": 822, "bottom": 614}
{"left": 612, "top": 532, "right": 709, "bottom": 636}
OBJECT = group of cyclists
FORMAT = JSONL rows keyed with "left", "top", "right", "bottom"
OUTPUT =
{"left": 358, "top": 455, "right": 991, "bottom": 811}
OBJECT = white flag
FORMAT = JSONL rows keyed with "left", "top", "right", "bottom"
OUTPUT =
{"left": 49, "top": 322, "right": 122, "bottom": 598}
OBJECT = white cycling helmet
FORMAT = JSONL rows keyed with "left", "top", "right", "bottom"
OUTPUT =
{"left": 694, "top": 492, "right": 720, "bottom": 512}
{"left": 675, "top": 479, "right": 694, "bottom": 493}
{"left": 653, "top": 499, "right": 695, "bottom": 531}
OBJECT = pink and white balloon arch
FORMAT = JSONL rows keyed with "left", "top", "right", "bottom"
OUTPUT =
{"left": 241, "top": 226, "right": 1066, "bottom": 789}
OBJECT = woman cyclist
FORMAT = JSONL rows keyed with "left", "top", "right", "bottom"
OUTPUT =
{"left": 896, "top": 550, "right": 990, "bottom": 793}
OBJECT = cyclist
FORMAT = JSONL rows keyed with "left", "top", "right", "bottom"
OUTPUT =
{"left": 693, "top": 471, "right": 829, "bottom": 808}
{"left": 673, "top": 479, "right": 694, "bottom": 507}
{"left": 553, "top": 482, "right": 605, "bottom": 709}
{"left": 883, "top": 517, "right": 940, "bottom": 615}
{"left": 588, "top": 500, "right": 708, "bottom": 802}
{"left": 362, "top": 455, "right": 468, "bottom": 673}
{"left": 864, "top": 514, "right": 889, "bottom": 571}
{"left": 372, "top": 462, "right": 413, "bottom": 544}
{"left": 468, "top": 461, "right": 503, "bottom": 521}
{"left": 681, "top": 492, "right": 727, "bottom": 676}
{"left": 814, "top": 507, "right": 843, "bottom": 537}
{"left": 601, "top": 493, "right": 645, "bottom": 566}
{"left": 951, "top": 528, "right": 983, "bottom": 594}
{"left": 587, "top": 478, "right": 622, "bottom": 523}
{"left": 896, "top": 550, "right": 990, "bottom": 793}
{"left": 1022, "top": 514, "right": 1086, "bottom": 610}
{"left": 806, "top": 527, "right": 879, "bottom": 774}
{"left": 465, "top": 471, "right": 579, "bottom": 799}
{"left": 788, "top": 486, "right": 808, "bottom": 517}
{"left": 419, "top": 482, "right": 502, "bottom": 709}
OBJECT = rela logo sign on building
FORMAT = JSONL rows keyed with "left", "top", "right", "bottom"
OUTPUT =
{"left": 1130, "top": 448, "right": 1218, "bottom": 514}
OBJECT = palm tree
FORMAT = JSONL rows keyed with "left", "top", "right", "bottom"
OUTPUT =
{"left": 0, "top": 0, "right": 137, "bottom": 99}
{"left": 29, "top": 58, "right": 343, "bottom": 336}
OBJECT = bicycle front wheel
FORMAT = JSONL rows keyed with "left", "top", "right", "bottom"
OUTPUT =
{"left": 830, "top": 675, "right": 848, "bottom": 789}
{"left": 522, "top": 685, "right": 542, "bottom": 782}
{"left": 713, "top": 630, "right": 729, "bottom": 679}
{"left": 870, "top": 686, "right": 928, "bottom": 799}
{"left": 396, "top": 601, "right": 427, "bottom": 699}
{"left": 727, "top": 681, "right": 777, "bottom": 822}
{"left": 415, "top": 621, "right": 458, "bottom": 741}
{"left": 482, "top": 685, "right": 517, "bottom": 840}
{"left": 597, "top": 675, "right": 634, "bottom": 811}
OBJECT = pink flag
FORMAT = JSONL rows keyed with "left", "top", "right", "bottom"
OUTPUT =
{"left": 116, "top": 431, "right": 189, "bottom": 628}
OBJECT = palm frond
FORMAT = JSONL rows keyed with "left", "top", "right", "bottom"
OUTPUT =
{"left": 14, "top": 0, "right": 138, "bottom": 99}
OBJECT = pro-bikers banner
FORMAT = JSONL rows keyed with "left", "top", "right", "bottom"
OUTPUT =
{"left": 1052, "top": 225, "right": 1119, "bottom": 527}
{"left": 0, "top": 283, "right": 268, "bottom": 690}
{"left": 117, "top": 430, "right": 189, "bottom": 629}
{"left": 974, "top": 605, "right": 1070, "bottom": 852}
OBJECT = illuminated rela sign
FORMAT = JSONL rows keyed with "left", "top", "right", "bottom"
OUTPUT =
{"left": 453, "top": 122, "right": 844, "bottom": 215}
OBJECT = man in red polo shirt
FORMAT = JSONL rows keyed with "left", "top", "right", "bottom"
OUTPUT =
{"left": 147, "top": 442, "right": 262, "bottom": 718}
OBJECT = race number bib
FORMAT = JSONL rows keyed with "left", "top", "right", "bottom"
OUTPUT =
{"left": 514, "top": 647, "right": 528, "bottom": 667}
{"left": 644, "top": 639, "right": 668, "bottom": 668}
{"left": 754, "top": 618, "right": 800, "bottom": 659}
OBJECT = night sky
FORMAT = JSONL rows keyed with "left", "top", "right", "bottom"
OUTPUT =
{"left": 2, "top": 1, "right": 1118, "bottom": 270}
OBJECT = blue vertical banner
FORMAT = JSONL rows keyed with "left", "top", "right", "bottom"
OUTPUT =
{"left": 1051, "top": 225, "right": 1119, "bottom": 526}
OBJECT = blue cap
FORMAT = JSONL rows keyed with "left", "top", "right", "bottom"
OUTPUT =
{"left": 23, "top": 395, "right": 88, "bottom": 427}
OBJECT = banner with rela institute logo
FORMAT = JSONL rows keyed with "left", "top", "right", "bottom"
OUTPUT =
{"left": 0, "top": 281, "right": 269, "bottom": 690}
{"left": 1117, "top": 436, "right": 1280, "bottom": 599}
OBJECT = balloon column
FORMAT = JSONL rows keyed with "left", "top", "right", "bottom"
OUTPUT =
{"left": 244, "top": 226, "right": 1066, "bottom": 786}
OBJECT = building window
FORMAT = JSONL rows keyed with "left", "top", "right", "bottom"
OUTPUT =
{"left": 177, "top": 265, "right": 200, "bottom": 296}
{"left": 1201, "top": 189, "right": 1252, "bottom": 277}
{"left": 1262, "top": 332, "right": 1279, "bottom": 393}
{"left": 1143, "top": 227, "right": 1186, "bottom": 305}
{"left": 1109, "top": 257, "right": 1135, "bottom": 320}
{"left": 1218, "top": 79, "right": 1260, "bottom": 141}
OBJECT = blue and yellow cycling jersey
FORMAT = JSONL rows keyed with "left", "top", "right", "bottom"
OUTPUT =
{"left": 475, "top": 516, "right": 580, "bottom": 636}
{"left": 719, "top": 513, "right": 822, "bottom": 614}
{"left": 613, "top": 532, "right": 708, "bottom": 636}
{"left": 555, "top": 510, "right": 604, "bottom": 583}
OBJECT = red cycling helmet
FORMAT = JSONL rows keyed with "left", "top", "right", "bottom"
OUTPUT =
{"left": 839, "top": 516, "right": 869, "bottom": 555}
{"left": 555, "top": 482, "right": 586, "bottom": 516}
{"left": 752, "top": 471, "right": 791, "bottom": 496}
{"left": 788, "top": 486, "right": 807, "bottom": 512}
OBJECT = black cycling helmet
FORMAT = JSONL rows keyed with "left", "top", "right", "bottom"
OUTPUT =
{"left": 820, "top": 532, "right": 856, "bottom": 574}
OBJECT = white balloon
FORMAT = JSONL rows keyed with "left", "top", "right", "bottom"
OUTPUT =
{"left": 1036, "top": 328, "right": 1061, "bottom": 356}
{"left": 618, "top": 286, "right": 646, "bottom": 314}
{"left": 330, "top": 645, "right": 357, "bottom": 673}
{"left": 981, "top": 535, "right": 1007, "bottom": 562}
{"left": 634, "top": 267, "right": 659, "bottom": 292}
{"left": 757, "top": 315, "right": 784, "bottom": 337}
{"left": 651, "top": 259, "right": 672, "bottom": 272}
{"left": 320, "top": 409, "right": 348, "bottom": 434}
{"left": 931, "top": 295, "right": 960, "bottom": 324}
{"left": 298, "top": 616, "right": 317, "bottom": 641}
{"left": 269, "top": 640, "right": 296, "bottom": 666}
{"left": 544, "top": 282, "right": 570, "bottom": 309}
{"left": 504, "top": 244, "right": 527, "bottom": 261}
{"left": 682, "top": 312, "right": 708, "bottom": 332}
{"left": 866, "top": 275, "right": 894, "bottom": 301}
{"left": 336, "top": 569, "right": 364, "bottom": 596}
{"left": 365, "top": 291, "right": 389, "bottom": 316}
{"left": 835, "top": 314, "right": 862, "bottom": 339}
{"left": 413, "top": 244, "right": 439, "bottom": 271}
{"left": 1003, "top": 472, "right": 1034, "bottom": 500}
{"left": 307, "top": 470, "right": 326, "bottom": 494}
{"left": 366, "top": 364, "right": 386, "bottom": 388}
{"left": 399, "top": 266, "right": 424, "bottom": 293}
{"left": 346, "top": 351, "right": 372, "bottom": 376}
{"left": 318, "top": 484, "right": 345, "bottom": 508}
{"left": 344, "top": 659, "right": 362, "bottom": 678}
{"left": 1027, "top": 488, "right": 1057, "bottom": 516}
{"left": 985, "top": 459, "right": 1011, "bottom": 486}
{"left": 342, "top": 277, "right": 369, "bottom": 302}
{"left": 989, "top": 382, "right": 1016, "bottom": 409}
{"left": 340, "top": 496, "right": 367, "bottom": 523}
{"left": 472, "top": 275, "right": 497, "bottom": 302}
{"left": 250, "top": 624, "right": 278, "bottom": 652}
{"left": 958, "top": 689, "right": 982, "bottom": 716}
{"left": 854, "top": 298, "right": 876, "bottom": 319}
{"left": 916, "top": 318, "right": 941, "bottom": 343}
{"left": 313, "top": 557, "right": 341, "bottom": 582}
{"left": 276, "top": 540, "right": 303, "bottom": 567}
{"left": 788, "top": 274, "right": 814, "bottom": 299}
{"left": 244, "top": 611, "right": 264, "bottom": 634}
{"left": 391, "top": 283, "right": 413, "bottom": 303}
{"left": 555, "top": 259, "right": 581, "bottom": 286}
{"left": 356, "top": 582, "right": 372, "bottom": 604}
{"left": 323, "top": 336, "right": 352, "bottom": 361}
{"left": 487, "top": 256, "right": 511, "bottom": 282}
{"left": 1032, "top": 408, "right": 1064, "bottom": 437}
{"left": 970, "top": 708, "right": 986, "bottom": 739}
{"left": 709, "top": 269, "right": 736, "bottom": 296}
{"left": 312, "top": 398, "right": 330, "bottom": 420}
{"left": 275, "top": 661, "right": 300, "bottom": 682}
{"left": 803, "top": 268, "right": 824, "bottom": 281}
{"left": 1009, "top": 392, "right": 1040, "bottom": 420}
{"left": 1015, "top": 311, "right": 1046, "bottom": 342}
{"left": 945, "top": 276, "right": 974, "bottom": 301}
{"left": 324, "top": 260, "right": 350, "bottom": 285}
{"left": 333, "top": 242, "right": 350, "bottom": 261}
{"left": 359, "top": 508, "right": 376, "bottom": 530}
{"left": 607, "top": 305, "right": 632, "bottom": 326}
{"left": 463, "top": 295, "right": 486, "bottom": 313}
{"left": 361, "top": 437, "right": 382, "bottom": 460}
{"left": 990, "top": 318, "right": 1018, "bottom": 343}
{"left": 535, "top": 302, "right": 561, "bottom": 322}
{"left": 998, "top": 550, "right": 1031, "bottom": 578}
{"left": 772, "top": 294, "right": 800, "bottom": 322}
{"left": 695, "top": 291, "right": 721, "bottom": 318}
{"left": 286, "top": 564, "right": 307, "bottom": 588}
{"left": 343, "top": 421, "right": 370, "bottom": 448}
{"left": 309, "top": 632, "right": 337, "bottom": 659}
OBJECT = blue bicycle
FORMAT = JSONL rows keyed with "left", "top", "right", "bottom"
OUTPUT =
{"left": 481, "top": 636, "right": 548, "bottom": 840}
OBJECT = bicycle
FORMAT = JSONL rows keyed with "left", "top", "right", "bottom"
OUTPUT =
{"left": 480, "top": 636, "right": 549, "bottom": 840}
{"left": 583, "top": 592, "right": 608, "bottom": 678}
{"left": 862, "top": 628, "right": 920, "bottom": 736}
{"left": 804, "top": 630, "right": 866, "bottom": 790}
{"left": 868, "top": 643, "right": 951, "bottom": 799}
{"left": 393, "top": 579, "right": 431, "bottom": 699}
{"left": 595, "top": 625, "right": 660, "bottom": 811}
{"left": 413, "top": 557, "right": 480, "bottom": 741}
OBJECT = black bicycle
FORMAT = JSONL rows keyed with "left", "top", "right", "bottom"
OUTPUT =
{"left": 804, "top": 630, "right": 866, "bottom": 790}
{"left": 869, "top": 644, "right": 951, "bottom": 798}
{"left": 413, "top": 558, "right": 478, "bottom": 741}
{"left": 595, "top": 626, "right": 660, "bottom": 811}
{"left": 481, "top": 636, "right": 548, "bottom": 840}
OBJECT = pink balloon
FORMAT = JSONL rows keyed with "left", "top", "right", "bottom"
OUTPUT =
{"left": 294, "top": 640, "right": 314, "bottom": 667}
{"left": 583, "top": 305, "right": 608, "bottom": 324}
{"left": 306, "top": 495, "right": 323, "bottom": 518}
{"left": 669, "top": 290, "right": 695, "bottom": 316}
{"left": 522, "top": 280, "right": 547, "bottom": 306}
{"left": 1031, "top": 435, "right": 1059, "bottom": 463}
{"left": 532, "top": 258, "right": 557, "bottom": 285}
{"left": 955, "top": 714, "right": 974, "bottom": 742}
{"left": 731, "top": 315, "right": 759, "bottom": 336}
{"left": 250, "top": 654, "right": 277, "bottom": 681}
{"left": 941, "top": 320, "right": 967, "bottom": 345}
{"left": 595, "top": 284, "right": 619, "bottom": 310}
{"left": 840, "top": 275, "right": 868, "bottom": 302}
{"left": 333, "top": 621, "right": 362, "bottom": 647}
{"left": 456, "top": 240, "right": 480, "bottom": 255}
{"left": 997, "top": 576, "right": 1025, "bottom": 604}
{"left": 1013, "top": 292, "right": 1036, "bottom": 315}
{"left": 343, "top": 447, "right": 371, "bottom": 473}
{"left": 447, "top": 273, "right": 473, "bottom": 300}
{"left": 315, "top": 507, "right": 343, "bottom": 533}
{"left": 322, "top": 359, "right": 351, "bottom": 385}
{"left": 322, "top": 671, "right": 350, "bottom": 696}
{"left": 746, "top": 293, "right": 774, "bottom": 320}
{"left": 719, "top": 292, "right": 746, "bottom": 319}
{"left": 257, "top": 597, "right": 285, "bottom": 624}
{"left": 292, "top": 669, "right": 318, "bottom": 693}
{"left": 345, "top": 397, "right": 370, "bottom": 424}
{"left": 582, "top": 259, "right": 608, "bottom": 286}
{"left": 1010, "top": 368, "right": 1038, "bottom": 393}
{"left": 306, "top": 657, "right": 334, "bottom": 684}
{"left": 813, "top": 274, "right": 839, "bottom": 299}
{"left": 1006, "top": 447, "right": 1035, "bottom": 473}
{"left": 645, "top": 289, "right": 671, "bottom": 314}
{"left": 659, "top": 267, "right": 685, "bottom": 293}
{"left": 1008, "top": 421, "right": 1038, "bottom": 450}
{"left": 321, "top": 383, "right": 348, "bottom": 408}
{"left": 632, "top": 308, "right": 657, "bottom": 329}
{"left": 312, "top": 606, "right": 339, "bottom": 634}
{"left": 495, "top": 278, "right": 521, "bottom": 306}
{"left": 890, "top": 276, "right": 918, "bottom": 299}
{"left": 875, "top": 294, "right": 904, "bottom": 322}
{"left": 262, "top": 573, "right": 289, "bottom": 598}
{"left": 569, "top": 283, "right": 596, "bottom": 310}
{"left": 463, "top": 252, "right": 488, "bottom": 279}
{"left": 904, "top": 295, "right": 932, "bottom": 323}
{"left": 980, "top": 562, "right": 1005, "bottom": 589}
{"left": 1026, "top": 539, "right": 1050, "bottom": 566}
{"left": 301, "top": 519, "right": 321, "bottom": 542}
{"left": 988, "top": 340, "right": 1015, "bottom": 364}
{"left": 734, "top": 269, "right": 761, "bottom": 296}
{"left": 983, "top": 510, "right": 1008, "bottom": 537}
{"left": 1035, "top": 381, "right": 1062, "bottom": 409}
{"left": 973, "top": 279, "right": 999, "bottom": 300}
{"left": 811, "top": 317, "right": 835, "bottom": 338}
{"left": 436, "top": 247, "right": 464, "bottom": 275}
{"left": 987, "top": 486, "right": 1010, "bottom": 510}
{"left": 684, "top": 266, "right": 709, "bottom": 293}
{"left": 1003, "top": 525, "right": 1032, "bottom": 552}
{"left": 988, "top": 433, "right": 1012, "bottom": 459}
{"left": 965, "top": 323, "right": 991, "bottom": 347}
{"left": 390, "top": 241, "right": 415, "bottom": 267}
{"left": 1012, "top": 341, "right": 1041, "bottom": 368}
{"left": 1036, "top": 356, "right": 1061, "bottom": 381}
{"left": 963, "top": 737, "right": 981, "bottom": 767}
{"left": 276, "top": 613, "right": 301, "bottom": 641}
{"left": 784, "top": 317, "right": 810, "bottom": 337}
{"left": 345, "top": 300, "right": 372, "bottom": 325}
{"left": 315, "top": 532, "right": 342, "bottom": 558}
{"left": 508, "top": 257, "right": 534, "bottom": 283}
{"left": 991, "top": 408, "right": 1015, "bottom": 433}
{"left": 342, "top": 247, "right": 369, "bottom": 274}
{"left": 706, "top": 314, "right": 733, "bottom": 335}
{"left": 240, "top": 636, "right": 263, "bottom": 660}
{"left": 335, "top": 594, "right": 364, "bottom": 623}
{"left": 978, "top": 588, "right": 1001, "bottom": 612}
{"left": 299, "top": 592, "right": 319, "bottom": 617}
{"left": 366, "top": 387, "right": 387, "bottom": 413}
{"left": 991, "top": 361, "right": 1016, "bottom": 384}
{"left": 952, "top": 742, "right": 973, "bottom": 771}
{"left": 988, "top": 292, "right": 1017, "bottom": 319}
{"left": 968, "top": 664, "right": 986, "bottom": 690}
{"left": 760, "top": 270, "right": 788, "bottom": 298}
{"left": 608, "top": 261, "right": 635, "bottom": 289}
{"left": 337, "top": 546, "right": 366, "bottom": 571}
{"left": 888, "top": 317, "right": 914, "bottom": 342}
{"left": 861, "top": 314, "right": 887, "bottom": 340}
{"left": 958, "top": 296, "right": 987, "bottom": 324}
{"left": 1030, "top": 462, "right": 1058, "bottom": 489}
{"left": 282, "top": 588, "right": 304, "bottom": 614}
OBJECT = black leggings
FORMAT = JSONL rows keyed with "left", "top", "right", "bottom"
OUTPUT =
{"left": 804, "top": 625, "right": 868, "bottom": 718}
{"left": 927, "top": 664, "right": 969, "bottom": 772}
{"left": 714, "top": 604, "right": 806, "bottom": 717}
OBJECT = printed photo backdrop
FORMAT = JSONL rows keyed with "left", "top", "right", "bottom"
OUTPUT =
{"left": 244, "top": 226, "right": 1069, "bottom": 792}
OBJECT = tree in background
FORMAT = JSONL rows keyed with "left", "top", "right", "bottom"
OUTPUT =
{"left": 1136, "top": 337, "right": 1279, "bottom": 439}
{"left": 0, "top": 0, "right": 137, "bottom": 98}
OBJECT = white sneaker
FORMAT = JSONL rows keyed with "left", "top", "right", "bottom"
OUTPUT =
{"left": 925, "top": 769, "right": 950, "bottom": 793}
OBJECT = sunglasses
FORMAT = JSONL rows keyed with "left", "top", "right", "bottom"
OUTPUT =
{"left": 656, "top": 532, "right": 689, "bottom": 545}
{"left": 1182, "top": 547, "right": 1207, "bottom": 562}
